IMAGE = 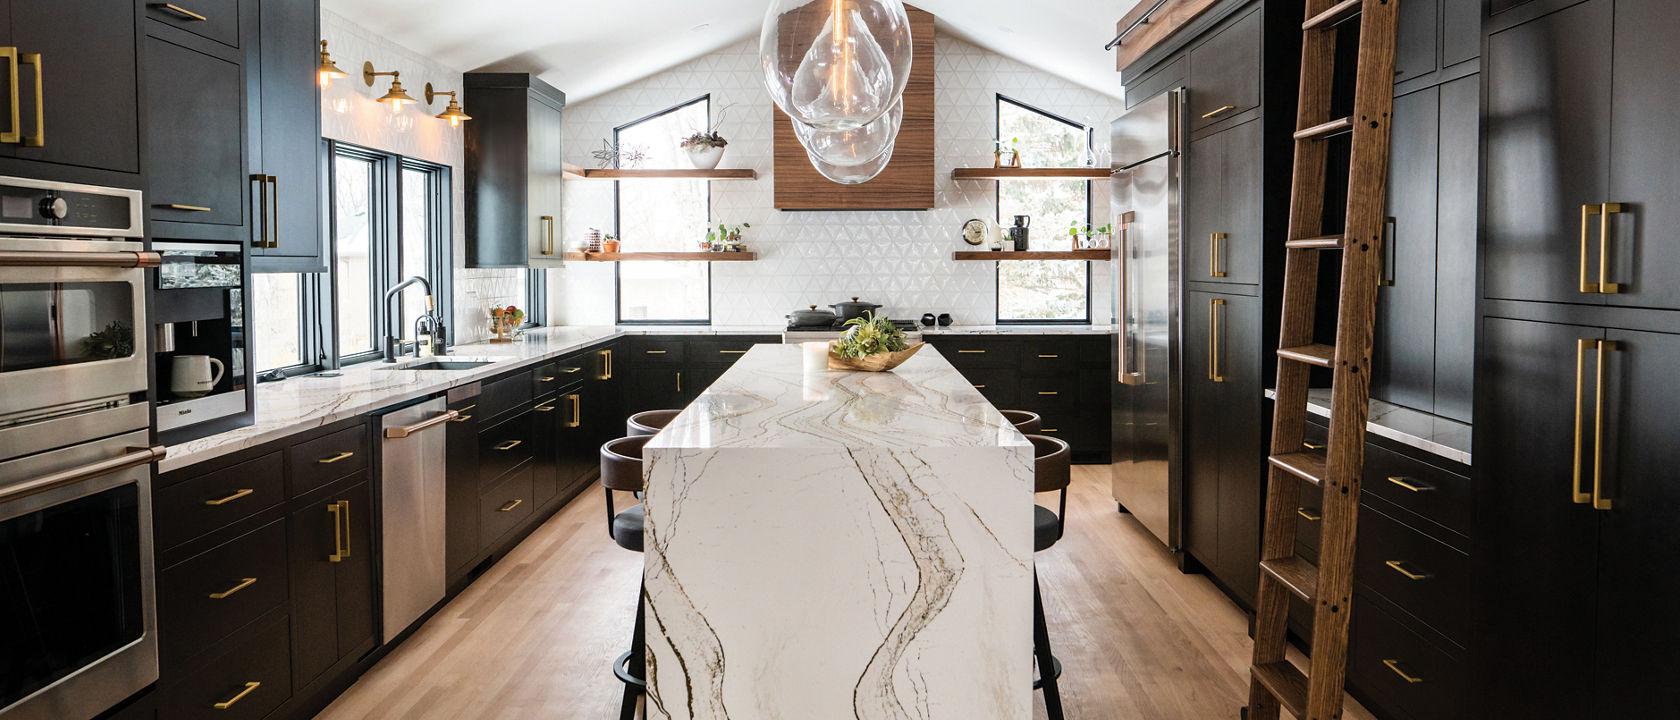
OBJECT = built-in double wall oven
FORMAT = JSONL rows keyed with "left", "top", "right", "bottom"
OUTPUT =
{"left": 0, "top": 176, "right": 164, "bottom": 720}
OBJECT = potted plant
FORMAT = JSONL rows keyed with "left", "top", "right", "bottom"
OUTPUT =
{"left": 995, "top": 137, "right": 1022, "bottom": 167}
{"left": 680, "top": 103, "right": 733, "bottom": 170}
{"left": 706, "top": 222, "right": 750, "bottom": 252}
{"left": 601, "top": 233, "right": 620, "bottom": 253}
{"left": 827, "top": 312, "right": 926, "bottom": 372}
{"left": 1067, "top": 221, "right": 1088, "bottom": 249}
{"left": 1090, "top": 223, "right": 1113, "bottom": 249}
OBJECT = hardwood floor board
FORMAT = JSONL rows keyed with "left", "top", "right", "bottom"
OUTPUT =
{"left": 318, "top": 468, "right": 1371, "bottom": 720}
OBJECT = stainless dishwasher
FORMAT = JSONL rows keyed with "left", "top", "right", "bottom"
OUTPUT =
{"left": 378, "top": 398, "right": 456, "bottom": 643}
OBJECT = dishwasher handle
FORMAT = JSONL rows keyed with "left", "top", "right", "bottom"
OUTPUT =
{"left": 383, "top": 410, "right": 459, "bottom": 438}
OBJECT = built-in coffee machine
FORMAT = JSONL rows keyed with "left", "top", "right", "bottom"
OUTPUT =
{"left": 151, "top": 241, "right": 252, "bottom": 442}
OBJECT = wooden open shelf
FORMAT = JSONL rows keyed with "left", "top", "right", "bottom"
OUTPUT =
{"left": 563, "top": 165, "right": 758, "bottom": 181}
{"left": 952, "top": 167, "right": 1112, "bottom": 180}
{"left": 563, "top": 251, "right": 757, "bottom": 262}
{"left": 952, "top": 249, "right": 1111, "bottom": 261}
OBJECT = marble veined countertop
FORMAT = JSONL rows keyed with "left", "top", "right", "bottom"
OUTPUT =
{"left": 921, "top": 323, "right": 1115, "bottom": 335}
{"left": 1265, "top": 387, "right": 1472, "bottom": 465}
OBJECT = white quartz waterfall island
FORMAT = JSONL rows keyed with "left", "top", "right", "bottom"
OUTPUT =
{"left": 642, "top": 344, "right": 1035, "bottom": 719}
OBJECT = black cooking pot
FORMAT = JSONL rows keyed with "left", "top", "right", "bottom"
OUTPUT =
{"left": 830, "top": 297, "right": 882, "bottom": 322}
{"left": 787, "top": 305, "right": 838, "bottom": 328}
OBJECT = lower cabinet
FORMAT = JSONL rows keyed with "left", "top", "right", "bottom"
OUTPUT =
{"left": 1182, "top": 291, "right": 1264, "bottom": 605}
{"left": 286, "top": 473, "right": 377, "bottom": 689}
{"left": 623, "top": 335, "right": 779, "bottom": 414}
{"left": 158, "top": 612, "right": 293, "bottom": 720}
{"left": 925, "top": 333, "right": 1113, "bottom": 463}
{"left": 445, "top": 392, "right": 481, "bottom": 586}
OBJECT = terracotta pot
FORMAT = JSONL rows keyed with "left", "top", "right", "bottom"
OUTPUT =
{"left": 686, "top": 144, "right": 725, "bottom": 170}
{"left": 826, "top": 342, "right": 926, "bottom": 372}
{"left": 602, "top": 240, "right": 620, "bottom": 253}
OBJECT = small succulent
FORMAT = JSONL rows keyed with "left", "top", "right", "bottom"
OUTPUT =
{"left": 833, "top": 312, "right": 908, "bottom": 358}
{"left": 681, "top": 103, "right": 734, "bottom": 149}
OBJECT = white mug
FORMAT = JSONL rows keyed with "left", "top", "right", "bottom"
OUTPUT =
{"left": 171, "top": 354, "right": 225, "bottom": 398}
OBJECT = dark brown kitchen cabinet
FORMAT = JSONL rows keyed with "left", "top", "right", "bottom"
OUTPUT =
{"left": 1432, "top": 76, "right": 1478, "bottom": 423}
{"left": 143, "top": 31, "right": 247, "bottom": 232}
{"left": 529, "top": 392, "right": 561, "bottom": 509}
{"left": 1182, "top": 290, "right": 1263, "bottom": 605}
{"left": 287, "top": 473, "right": 376, "bottom": 689}
{"left": 0, "top": 0, "right": 141, "bottom": 181}
{"left": 1184, "top": 118, "right": 1262, "bottom": 285}
{"left": 157, "top": 611, "right": 292, "bottom": 720}
{"left": 553, "top": 382, "right": 599, "bottom": 502}
{"left": 464, "top": 72, "right": 565, "bottom": 268}
{"left": 1372, "top": 86, "right": 1439, "bottom": 412}
{"left": 1186, "top": 7, "right": 1260, "bottom": 130}
{"left": 1440, "top": 0, "right": 1480, "bottom": 68}
{"left": 144, "top": 0, "right": 240, "bottom": 48}
{"left": 588, "top": 341, "right": 624, "bottom": 448}
{"left": 157, "top": 519, "right": 289, "bottom": 675}
{"left": 1393, "top": 0, "right": 1481, "bottom": 84}
{"left": 1603, "top": 0, "right": 1680, "bottom": 312}
{"left": 248, "top": 0, "right": 323, "bottom": 270}
{"left": 444, "top": 391, "right": 481, "bottom": 585}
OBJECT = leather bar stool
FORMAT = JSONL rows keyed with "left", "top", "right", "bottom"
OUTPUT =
{"left": 1027, "top": 432, "right": 1071, "bottom": 720}
{"left": 626, "top": 409, "right": 680, "bottom": 437}
{"left": 601, "top": 435, "right": 651, "bottom": 720}
{"left": 1002, "top": 409, "right": 1043, "bottom": 434}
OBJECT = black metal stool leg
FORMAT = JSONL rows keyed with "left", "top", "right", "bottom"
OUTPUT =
{"left": 617, "top": 580, "right": 647, "bottom": 720}
{"left": 1034, "top": 569, "right": 1065, "bottom": 720}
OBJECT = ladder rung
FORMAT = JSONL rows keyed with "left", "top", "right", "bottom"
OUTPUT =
{"left": 1278, "top": 344, "right": 1336, "bottom": 368}
{"left": 1252, "top": 662, "right": 1310, "bottom": 717}
{"left": 1302, "top": 0, "right": 1362, "bottom": 31}
{"left": 1261, "top": 557, "right": 1320, "bottom": 602}
{"left": 1286, "top": 234, "right": 1345, "bottom": 249}
{"left": 1269, "top": 450, "right": 1328, "bottom": 486}
{"left": 1294, "top": 116, "right": 1355, "bottom": 141}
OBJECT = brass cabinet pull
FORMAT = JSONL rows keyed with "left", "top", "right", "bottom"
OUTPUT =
{"left": 1209, "top": 298, "right": 1226, "bottom": 382}
{"left": 599, "top": 349, "right": 614, "bottom": 379}
{"left": 644, "top": 349, "right": 667, "bottom": 354}
{"left": 493, "top": 439, "right": 522, "bottom": 451}
{"left": 719, "top": 350, "right": 747, "bottom": 354}
{"left": 204, "top": 488, "right": 255, "bottom": 506}
{"left": 250, "top": 175, "right": 268, "bottom": 247}
{"left": 1037, "top": 391, "right": 1059, "bottom": 396}
{"left": 19, "top": 53, "right": 41, "bottom": 147}
{"left": 676, "top": 371, "right": 682, "bottom": 393}
{"left": 1303, "top": 440, "right": 1326, "bottom": 451}
{"left": 338, "top": 500, "right": 352, "bottom": 559}
{"left": 1592, "top": 339, "right": 1618, "bottom": 510}
{"left": 0, "top": 446, "right": 165, "bottom": 506}
{"left": 384, "top": 410, "right": 458, "bottom": 438}
{"left": 1297, "top": 507, "right": 1322, "bottom": 521}
{"left": 1201, "top": 104, "right": 1237, "bottom": 119}
{"left": 208, "top": 577, "right": 257, "bottom": 599}
{"left": 560, "top": 367, "right": 582, "bottom": 373}
{"left": 538, "top": 215, "right": 555, "bottom": 255}
{"left": 1384, "top": 560, "right": 1431, "bottom": 581}
{"left": 1381, "top": 659, "right": 1424, "bottom": 684}
{"left": 327, "top": 502, "right": 346, "bottom": 563}
{"left": 973, "top": 384, "right": 986, "bottom": 389}
{"left": 1386, "top": 476, "right": 1432, "bottom": 493}
{"left": 213, "top": 681, "right": 261, "bottom": 710}
{"left": 266, "top": 175, "right": 279, "bottom": 248}
{"left": 1037, "top": 354, "right": 1059, "bottom": 359}
{"left": 317, "top": 451, "right": 355, "bottom": 464}
{"left": 539, "top": 376, "right": 555, "bottom": 382}
{"left": 957, "top": 349, "right": 986, "bottom": 354}
{"left": 533, "top": 401, "right": 556, "bottom": 413}
{"left": 162, "top": 203, "right": 212, "bottom": 212}
{"left": 0, "top": 47, "right": 18, "bottom": 143}
{"left": 1598, "top": 203, "right": 1624, "bottom": 293}
{"left": 1572, "top": 338, "right": 1595, "bottom": 504}
{"left": 152, "top": 3, "right": 209, "bottom": 21}
{"left": 1210, "top": 233, "right": 1228, "bottom": 277}
{"left": 498, "top": 498, "right": 523, "bottom": 512}
{"left": 1042, "top": 428, "right": 1060, "bottom": 433}
{"left": 449, "top": 404, "right": 475, "bottom": 422}
{"left": 566, "top": 393, "right": 582, "bottom": 429}
{"left": 1580, "top": 205, "right": 1602, "bottom": 293}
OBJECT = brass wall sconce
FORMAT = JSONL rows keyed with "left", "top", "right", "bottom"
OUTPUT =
{"left": 318, "top": 40, "right": 348, "bottom": 87}
{"left": 363, "top": 61, "right": 417, "bottom": 113}
{"left": 425, "top": 83, "right": 471, "bottom": 127}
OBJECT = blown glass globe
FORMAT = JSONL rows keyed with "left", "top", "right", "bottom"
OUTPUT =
{"left": 760, "top": 0, "right": 913, "bottom": 132}
{"left": 791, "top": 96, "right": 903, "bottom": 167}
{"left": 805, "top": 137, "right": 896, "bottom": 185}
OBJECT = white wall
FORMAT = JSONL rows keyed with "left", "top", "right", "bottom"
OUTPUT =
{"left": 320, "top": 10, "right": 526, "bottom": 344}
{"left": 551, "top": 34, "right": 1126, "bottom": 327}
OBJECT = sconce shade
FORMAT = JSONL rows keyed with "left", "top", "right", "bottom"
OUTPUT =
{"left": 318, "top": 40, "right": 348, "bottom": 87}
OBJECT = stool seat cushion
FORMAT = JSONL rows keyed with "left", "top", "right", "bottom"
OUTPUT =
{"left": 1034, "top": 504, "right": 1063, "bottom": 552}
{"left": 613, "top": 504, "right": 645, "bottom": 552}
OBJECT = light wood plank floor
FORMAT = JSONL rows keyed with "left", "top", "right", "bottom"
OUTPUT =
{"left": 318, "top": 465, "right": 1373, "bottom": 719}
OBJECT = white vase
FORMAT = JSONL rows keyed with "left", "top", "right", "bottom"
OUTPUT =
{"left": 686, "top": 145, "right": 725, "bottom": 170}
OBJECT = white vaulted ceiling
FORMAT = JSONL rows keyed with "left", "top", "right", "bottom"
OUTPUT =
{"left": 322, "top": 0, "right": 1141, "bottom": 103}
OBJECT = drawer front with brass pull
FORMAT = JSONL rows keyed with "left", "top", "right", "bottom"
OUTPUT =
{"left": 1019, "top": 377, "right": 1080, "bottom": 411}
{"left": 1348, "top": 594, "right": 1465, "bottom": 720}
{"left": 287, "top": 424, "right": 368, "bottom": 497}
{"left": 157, "top": 519, "right": 288, "bottom": 675}
{"left": 532, "top": 362, "right": 585, "bottom": 394}
{"left": 1019, "top": 337, "right": 1080, "bottom": 376}
{"left": 478, "top": 412, "right": 534, "bottom": 486}
{"left": 633, "top": 338, "right": 685, "bottom": 364}
{"left": 1360, "top": 440, "right": 1471, "bottom": 539}
{"left": 156, "top": 451, "right": 284, "bottom": 550}
{"left": 689, "top": 337, "right": 778, "bottom": 365}
{"left": 479, "top": 370, "right": 534, "bottom": 423}
{"left": 1356, "top": 504, "right": 1469, "bottom": 645}
{"left": 158, "top": 612, "right": 292, "bottom": 720}
{"left": 928, "top": 337, "right": 1020, "bottom": 368}
{"left": 480, "top": 465, "right": 535, "bottom": 548}
{"left": 146, "top": 0, "right": 242, "bottom": 48}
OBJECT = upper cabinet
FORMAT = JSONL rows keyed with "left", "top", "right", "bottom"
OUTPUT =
{"left": 249, "top": 0, "right": 323, "bottom": 271}
{"left": 1395, "top": 0, "right": 1482, "bottom": 85}
{"left": 464, "top": 72, "right": 566, "bottom": 269}
{"left": 1186, "top": 8, "right": 1260, "bottom": 131}
{"left": 0, "top": 0, "right": 142, "bottom": 186}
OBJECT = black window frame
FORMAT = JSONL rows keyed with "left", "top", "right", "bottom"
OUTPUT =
{"left": 612, "top": 94, "right": 713, "bottom": 326}
{"left": 994, "top": 93, "right": 1095, "bottom": 326}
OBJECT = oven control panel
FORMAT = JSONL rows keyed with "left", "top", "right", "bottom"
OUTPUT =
{"left": 0, "top": 176, "right": 143, "bottom": 237}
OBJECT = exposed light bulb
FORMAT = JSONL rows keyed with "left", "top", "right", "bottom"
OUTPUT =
{"left": 805, "top": 136, "right": 895, "bottom": 184}
{"left": 791, "top": 96, "right": 902, "bottom": 168}
{"left": 761, "top": 0, "right": 911, "bottom": 132}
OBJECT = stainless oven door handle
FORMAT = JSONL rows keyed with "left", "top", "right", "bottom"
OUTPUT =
{"left": 0, "top": 445, "right": 166, "bottom": 505}
{"left": 0, "top": 250, "right": 162, "bottom": 268}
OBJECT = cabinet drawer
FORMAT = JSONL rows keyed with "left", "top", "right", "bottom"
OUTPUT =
{"left": 1363, "top": 443, "right": 1471, "bottom": 539}
{"left": 480, "top": 465, "right": 536, "bottom": 546}
{"left": 633, "top": 338, "right": 686, "bottom": 363}
{"left": 689, "top": 337, "right": 773, "bottom": 364}
{"left": 1350, "top": 596, "right": 1466, "bottom": 720}
{"left": 479, "top": 412, "right": 534, "bottom": 486}
{"left": 155, "top": 452, "right": 284, "bottom": 550}
{"left": 1294, "top": 477, "right": 1324, "bottom": 558}
{"left": 287, "top": 425, "right": 367, "bottom": 497}
{"left": 962, "top": 367, "right": 1018, "bottom": 407}
{"left": 1357, "top": 504, "right": 1469, "bottom": 646}
{"left": 145, "top": 0, "right": 241, "bottom": 48}
{"left": 1018, "top": 376, "right": 1081, "bottom": 411}
{"left": 928, "top": 337, "right": 1019, "bottom": 368}
{"left": 1020, "top": 338, "right": 1081, "bottom": 376}
{"left": 479, "top": 370, "right": 534, "bottom": 422}
{"left": 158, "top": 520, "right": 288, "bottom": 674}
{"left": 1187, "top": 8, "right": 1261, "bottom": 130}
{"left": 533, "top": 359, "right": 585, "bottom": 394}
{"left": 159, "top": 613, "right": 291, "bottom": 720}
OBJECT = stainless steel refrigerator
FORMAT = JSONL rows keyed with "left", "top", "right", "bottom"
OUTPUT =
{"left": 1110, "top": 88, "right": 1184, "bottom": 549}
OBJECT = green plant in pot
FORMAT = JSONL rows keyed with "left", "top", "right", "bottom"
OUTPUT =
{"left": 706, "top": 222, "right": 750, "bottom": 252}
{"left": 828, "top": 312, "right": 925, "bottom": 372}
{"left": 680, "top": 103, "right": 734, "bottom": 170}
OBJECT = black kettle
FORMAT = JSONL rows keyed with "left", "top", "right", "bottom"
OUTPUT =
{"left": 830, "top": 297, "right": 882, "bottom": 322}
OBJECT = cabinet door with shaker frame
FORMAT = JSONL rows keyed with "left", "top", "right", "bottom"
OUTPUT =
{"left": 1604, "top": 0, "right": 1680, "bottom": 311}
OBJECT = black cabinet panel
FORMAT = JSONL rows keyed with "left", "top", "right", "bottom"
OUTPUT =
{"left": 625, "top": 366, "right": 682, "bottom": 415}
{"left": 444, "top": 394, "right": 480, "bottom": 582}
{"left": 1393, "top": 0, "right": 1440, "bottom": 83}
{"left": 1605, "top": 0, "right": 1680, "bottom": 311}
{"left": 251, "top": 0, "right": 323, "bottom": 268}
{"left": 1184, "top": 291, "right": 1261, "bottom": 604}
{"left": 1433, "top": 75, "right": 1478, "bottom": 423}
{"left": 1374, "top": 86, "right": 1439, "bottom": 412}
{"left": 1484, "top": 0, "right": 1612, "bottom": 306}
{"left": 1349, "top": 593, "right": 1467, "bottom": 720}
{"left": 158, "top": 613, "right": 291, "bottom": 720}
{"left": 463, "top": 73, "right": 565, "bottom": 268}
{"left": 288, "top": 474, "right": 375, "bottom": 690}
{"left": 144, "top": 34, "right": 245, "bottom": 229}
{"left": 145, "top": 0, "right": 241, "bottom": 48}
{"left": 1440, "top": 0, "right": 1481, "bottom": 68}
{"left": 1187, "top": 8, "right": 1261, "bottom": 131}
{"left": 1185, "top": 119, "right": 1263, "bottom": 285}
{"left": 8, "top": 1, "right": 140, "bottom": 175}
{"left": 158, "top": 519, "right": 288, "bottom": 675}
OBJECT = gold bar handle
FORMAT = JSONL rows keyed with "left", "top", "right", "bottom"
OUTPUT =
{"left": 1200, "top": 104, "right": 1236, "bottom": 119}
{"left": 213, "top": 681, "right": 261, "bottom": 710}
{"left": 19, "top": 53, "right": 40, "bottom": 148}
{"left": 449, "top": 404, "right": 475, "bottom": 422}
{"left": 1580, "top": 205, "right": 1602, "bottom": 293}
{"left": 1572, "top": 338, "right": 1594, "bottom": 504}
{"left": 539, "top": 215, "right": 555, "bottom": 255}
{"left": 161, "top": 203, "right": 213, "bottom": 212}
{"left": 317, "top": 451, "right": 355, "bottom": 464}
{"left": 644, "top": 349, "right": 667, "bottom": 354}
{"left": 498, "top": 498, "right": 524, "bottom": 512}
{"left": 1037, "top": 391, "right": 1060, "bottom": 396}
{"left": 1209, "top": 298, "right": 1226, "bottom": 382}
{"left": 1384, "top": 560, "right": 1431, "bottom": 581}
{"left": 493, "top": 439, "right": 522, "bottom": 451}
{"left": 957, "top": 349, "right": 986, "bottom": 354}
{"left": 266, "top": 175, "right": 279, "bottom": 249}
{"left": 1303, "top": 440, "right": 1326, "bottom": 451}
{"left": 327, "top": 502, "right": 345, "bottom": 563}
{"left": 1386, "top": 476, "right": 1432, "bottom": 493}
{"left": 1210, "top": 233, "right": 1227, "bottom": 277}
{"left": 539, "top": 376, "right": 556, "bottom": 382}
{"left": 719, "top": 350, "right": 747, "bottom": 355}
{"left": 0, "top": 445, "right": 165, "bottom": 505}
{"left": 0, "top": 47, "right": 18, "bottom": 144}
{"left": 384, "top": 410, "right": 459, "bottom": 438}
{"left": 1037, "top": 354, "right": 1059, "bottom": 359}
{"left": 204, "top": 488, "right": 255, "bottom": 506}
{"left": 1381, "top": 659, "right": 1424, "bottom": 684}
{"left": 1593, "top": 339, "right": 1618, "bottom": 510}
{"left": 1599, "top": 203, "right": 1623, "bottom": 293}
{"left": 208, "top": 577, "right": 257, "bottom": 599}
{"left": 600, "top": 349, "right": 614, "bottom": 379}
{"left": 1380, "top": 217, "right": 1397, "bottom": 287}
{"left": 560, "top": 367, "right": 582, "bottom": 373}
{"left": 152, "top": 3, "right": 209, "bottom": 21}
{"left": 532, "top": 401, "right": 556, "bottom": 413}
{"left": 566, "top": 393, "right": 582, "bottom": 429}
{"left": 0, "top": 250, "right": 162, "bottom": 268}
{"left": 676, "top": 371, "right": 682, "bottom": 393}
{"left": 250, "top": 175, "right": 268, "bottom": 248}
{"left": 973, "top": 384, "right": 987, "bottom": 389}
{"left": 1297, "top": 507, "right": 1322, "bottom": 521}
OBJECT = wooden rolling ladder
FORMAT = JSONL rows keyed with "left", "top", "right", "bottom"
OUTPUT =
{"left": 1246, "top": 0, "right": 1399, "bottom": 719}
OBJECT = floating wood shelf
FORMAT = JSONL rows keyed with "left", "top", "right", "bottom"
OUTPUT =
{"left": 563, "top": 166, "right": 758, "bottom": 180}
{"left": 952, "top": 250, "right": 1111, "bottom": 261}
{"left": 952, "top": 167, "right": 1112, "bottom": 180}
{"left": 563, "top": 251, "right": 757, "bottom": 262}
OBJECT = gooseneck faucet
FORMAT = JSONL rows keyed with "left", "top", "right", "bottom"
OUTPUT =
{"left": 382, "top": 275, "right": 433, "bottom": 363}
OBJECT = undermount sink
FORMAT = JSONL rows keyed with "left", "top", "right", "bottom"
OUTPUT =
{"left": 381, "top": 359, "right": 495, "bottom": 371}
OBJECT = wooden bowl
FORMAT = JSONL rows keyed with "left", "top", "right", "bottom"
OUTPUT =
{"left": 827, "top": 342, "right": 926, "bottom": 372}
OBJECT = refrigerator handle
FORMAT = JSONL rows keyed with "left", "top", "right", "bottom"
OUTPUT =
{"left": 1117, "top": 210, "right": 1145, "bottom": 386}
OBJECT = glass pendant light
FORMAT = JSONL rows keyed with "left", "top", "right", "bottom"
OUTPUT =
{"left": 760, "top": 0, "right": 912, "bottom": 132}
{"left": 792, "top": 97, "right": 902, "bottom": 168}
{"left": 806, "top": 137, "right": 895, "bottom": 185}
